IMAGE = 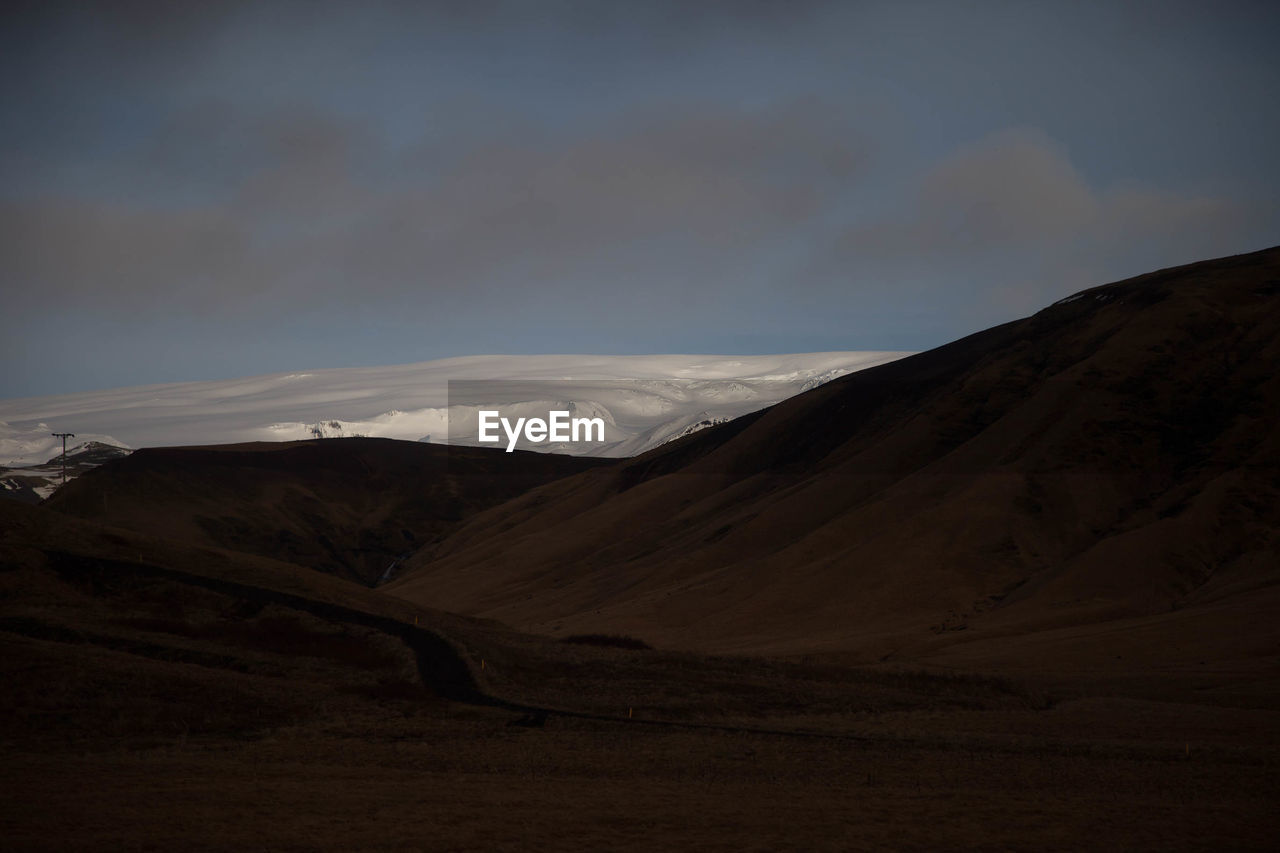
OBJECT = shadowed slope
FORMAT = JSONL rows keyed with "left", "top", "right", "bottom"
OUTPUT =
{"left": 45, "top": 437, "right": 607, "bottom": 585}
{"left": 0, "top": 498, "right": 1059, "bottom": 736}
{"left": 5, "top": 465, "right": 1278, "bottom": 852}
{"left": 388, "top": 247, "right": 1280, "bottom": 679}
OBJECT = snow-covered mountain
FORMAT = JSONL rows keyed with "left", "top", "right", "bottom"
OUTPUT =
{"left": 0, "top": 352, "right": 910, "bottom": 466}
{"left": 0, "top": 441, "right": 132, "bottom": 503}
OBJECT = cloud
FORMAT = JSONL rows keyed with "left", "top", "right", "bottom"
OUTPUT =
{"left": 815, "top": 128, "right": 1251, "bottom": 314}
{"left": 352, "top": 102, "right": 864, "bottom": 293}
{"left": 919, "top": 129, "right": 1097, "bottom": 248}
{"left": 2, "top": 100, "right": 868, "bottom": 318}
{"left": 4, "top": 118, "right": 1254, "bottom": 340}
{"left": 1, "top": 200, "right": 258, "bottom": 310}
{"left": 845, "top": 129, "right": 1240, "bottom": 257}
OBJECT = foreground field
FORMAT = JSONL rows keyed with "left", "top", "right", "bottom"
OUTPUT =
{"left": 6, "top": 689, "right": 1278, "bottom": 851}
{"left": 2, "top": 502, "right": 1277, "bottom": 850}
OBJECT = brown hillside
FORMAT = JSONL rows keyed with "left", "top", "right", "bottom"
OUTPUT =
{"left": 46, "top": 437, "right": 607, "bottom": 585}
{"left": 9, "top": 494, "right": 1279, "bottom": 849}
{"left": 387, "top": 247, "right": 1280, "bottom": 682}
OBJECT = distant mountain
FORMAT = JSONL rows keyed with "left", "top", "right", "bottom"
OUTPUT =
{"left": 0, "top": 352, "right": 909, "bottom": 463}
{"left": 0, "top": 440, "right": 131, "bottom": 504}
{"left": 385, "top": 247, "right": 1280, "bottom": 679}
{"left": 0, "top": 423, "right": 130, "bottom": 469}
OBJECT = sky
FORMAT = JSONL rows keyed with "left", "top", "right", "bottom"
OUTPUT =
{"left": 2, "top": 0, "right": 1277, "bottom": 397}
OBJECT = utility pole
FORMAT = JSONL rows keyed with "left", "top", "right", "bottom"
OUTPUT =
{"left": 51, "top": 432, "right": 74, "bottom": 486}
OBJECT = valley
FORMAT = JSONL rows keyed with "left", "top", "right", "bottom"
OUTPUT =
{"left": 3, "top": 248, "right": 1279, "bottom": 849}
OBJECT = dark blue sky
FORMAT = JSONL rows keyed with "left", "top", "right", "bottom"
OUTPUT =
{"left": 3, "top": 0, "right": 1277, "bottom": 396}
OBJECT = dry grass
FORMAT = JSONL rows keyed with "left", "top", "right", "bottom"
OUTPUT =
{"left": 2, "top": 500, "right": 1278, "bottom": 850}
{"left": 5, "top": 709, "right": 1278, "bottom": 852}
{"left": 561, "top": 633, "right": 653, "bottom": 650}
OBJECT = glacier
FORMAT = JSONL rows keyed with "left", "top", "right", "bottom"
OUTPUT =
{"left": 0, "top": 352, "right": 911, "bottom": 466}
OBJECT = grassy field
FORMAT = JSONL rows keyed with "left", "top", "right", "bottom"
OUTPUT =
{"left": 2, "top": 504, "right": 1277, "bottom": 850}
{"left": 8, "top": 710, "right": 1277, "bottom": 852}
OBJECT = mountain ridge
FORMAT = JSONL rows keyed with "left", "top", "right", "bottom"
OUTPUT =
{"left": 385, "top": 246, "right": 1280, "bottom": 677}
{"left": 46, "top": 438, "right": 608, "bottom": 586}
{"left": 0, "top": 352, "right": 908, "bottom": 464}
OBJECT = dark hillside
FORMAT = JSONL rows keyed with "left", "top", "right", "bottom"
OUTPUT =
{"left": 47, "top": 438, "right": 608, "bottom": 585}
{"left": 388, "top": 248, "right": 1280, "bottom": 682}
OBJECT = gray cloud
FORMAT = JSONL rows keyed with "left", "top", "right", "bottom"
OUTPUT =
{"left": 815, "top": 128, "right": 1252, "bottom": 316}
{"left": 4, "top": 100, "right": 867, "bottom": 316}
{"left": 2, "top": 200, "right": 256, "bottom": 310}
{"left": 4, "top": 0, "right": 834, "bottom": 73}
{"left": 4, "top": 0, "right": 1278, "bottom": 398}
{"left": 846, "top": 129, "right": 1241, "bottom": 257}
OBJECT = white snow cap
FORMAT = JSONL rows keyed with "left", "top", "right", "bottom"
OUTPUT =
{"left": 0, "top": 352, "right": 911, "bottom": 463}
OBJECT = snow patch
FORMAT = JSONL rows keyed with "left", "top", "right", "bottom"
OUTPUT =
{"left": 0, "top": 352, "right": 912, "bottom": 459}
{"left": 0, "top": 422, "right": 131, "bottom": 468}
